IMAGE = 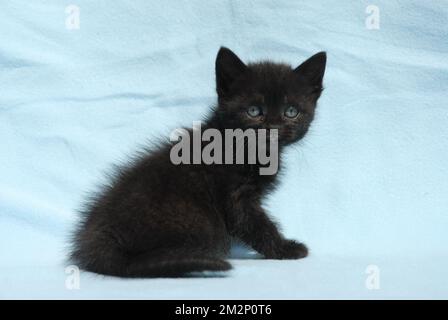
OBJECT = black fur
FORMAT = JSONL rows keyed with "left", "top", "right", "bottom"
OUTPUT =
{"left": 70, "top": 47, "right": 326, "bottom": 277}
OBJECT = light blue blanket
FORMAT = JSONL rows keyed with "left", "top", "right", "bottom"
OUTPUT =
{"left": 1, "top": 0, "right": 447, "bottom": 298}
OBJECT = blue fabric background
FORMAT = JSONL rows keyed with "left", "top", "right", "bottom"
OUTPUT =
{"left": 0, "top": 0, "right": 447, "bottom": 298}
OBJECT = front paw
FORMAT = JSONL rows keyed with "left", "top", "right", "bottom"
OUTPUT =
{"left": 276, "top": 240, "right": 308, "bottom": 260}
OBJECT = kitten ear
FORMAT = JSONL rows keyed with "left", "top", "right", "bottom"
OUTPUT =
{"left": 294, "top": 52, "right": 327, "bottom": 89}
{"left": 215, "top": 47, "right": 247, "bottom": 97}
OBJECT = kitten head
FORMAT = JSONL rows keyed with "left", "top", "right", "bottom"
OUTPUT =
{"left": 215, "top": 47, "right": 326, "bottom": 145}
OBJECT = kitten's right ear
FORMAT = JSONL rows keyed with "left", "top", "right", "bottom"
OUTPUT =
{"left": 215, "top": 47, "right": 247, "bottom": 97}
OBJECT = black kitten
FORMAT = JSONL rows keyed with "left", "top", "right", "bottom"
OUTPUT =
{"left": 70, "top": 47, "right": 326, "bottom": 277}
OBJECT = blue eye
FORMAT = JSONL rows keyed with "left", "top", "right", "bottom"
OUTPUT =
{"left": 284, "top": 106, "right": 299, "bottom": 118}
{"left": 247, "top": 106, "right": 262, "bottom": 117}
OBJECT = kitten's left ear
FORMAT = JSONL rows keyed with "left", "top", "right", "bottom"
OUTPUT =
{"left": 294, "top": 52, "right": 327, "bottom": 89}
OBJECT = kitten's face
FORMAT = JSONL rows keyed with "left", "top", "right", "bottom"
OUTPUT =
{"left": 215, "top": 48, "right": 326, "bottom": 145}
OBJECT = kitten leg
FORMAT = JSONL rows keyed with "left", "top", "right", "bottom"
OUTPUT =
{"left": 230, "top": 203, "right": 308, "bottom": 260}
